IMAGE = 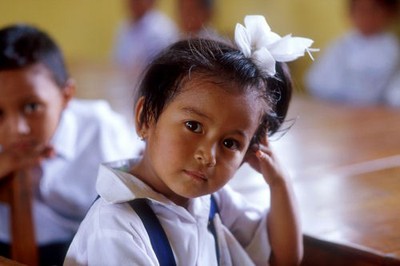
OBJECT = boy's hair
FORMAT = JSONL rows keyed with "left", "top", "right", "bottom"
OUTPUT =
{"left": 200, "top": 0, "right": 214, "bottom": 10}
{"left": 136, "top": 38, "right": 292, "bottom": 144}
{"left": 350, "top": 0, "right": 399, "bottom": 10}
{"left": 0, "top": 24, "right": 69, "bottom": 88}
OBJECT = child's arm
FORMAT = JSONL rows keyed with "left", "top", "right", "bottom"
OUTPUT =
{"left": 246, "top": 136, "right": 303, "bottom": 266}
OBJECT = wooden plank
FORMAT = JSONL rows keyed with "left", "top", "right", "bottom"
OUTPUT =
{"left": 0, "top": 172, "right": 38, "bottom": 266}
{"left": 302, "top": 235, "right": 400, "bottom": 266}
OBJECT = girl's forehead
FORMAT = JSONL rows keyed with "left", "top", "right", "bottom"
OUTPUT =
{"left": 176, "top": 75, "right": 266, "bottom": 112}
{"left": 179, "top": 73, "right": 250, "bottom": 95}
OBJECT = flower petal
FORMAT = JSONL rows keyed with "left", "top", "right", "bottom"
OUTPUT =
{"left": 244, "top": 15, "right": 278, "bottom": 48}
{"left": 234, "top": 23, "right": 251, "bottom": 57}
{"left": 252, "top": 47, "right": 276, "bottom": 76}
{"left": 269, "top": 35, "right": 315, "bottom": 62}
{"left": 234, "top": 15, "right": 318, "bottom": 76}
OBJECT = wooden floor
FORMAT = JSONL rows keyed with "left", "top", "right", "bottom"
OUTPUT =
{"left": 272, "top": 96, "right": 400, "bottom": 264}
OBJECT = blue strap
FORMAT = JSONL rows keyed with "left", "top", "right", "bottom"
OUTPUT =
{"left": 129, "top": 196, "right": 220, "bottom": 266}
{"left": 208, "top": 195, "right": 220, "bottom": 265}
{"left": 129, "top": 199, "right": 177, "bottom": 266}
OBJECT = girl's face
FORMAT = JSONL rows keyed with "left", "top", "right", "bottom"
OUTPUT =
{"left": 0, "top": 64, "right": 73, "bottom": 157}
{"left": 134, "top": 77, "right": 264, "bottom": 206}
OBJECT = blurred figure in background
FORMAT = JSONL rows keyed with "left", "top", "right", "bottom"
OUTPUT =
{"left": 177, "top": 0, "right": 220, "bottom": 40}
{"left": 306, "top": 0, "right": 400, "bottom": 106}
{"left": 112, "top": 0, "right": 178, "bottom": 77}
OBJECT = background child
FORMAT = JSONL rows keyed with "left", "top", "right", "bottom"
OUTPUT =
{"left": 177, "top": 0, "right": 219, "bottom": 40}
{"left": 112, "top": 0, "right": 178, "bottom": 76}
{"left": 0, "top": 24, "right": 142, "bottom": 265}
{"left": 306, "top": 0, "right": 400, "bottom": 105}
{"left": 65, "top": 15, "right": 314, "bottom": 265}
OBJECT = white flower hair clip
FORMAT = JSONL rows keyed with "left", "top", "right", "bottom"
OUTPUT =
{"left": 235, "top": 15, "right": 318, "bottom": 76}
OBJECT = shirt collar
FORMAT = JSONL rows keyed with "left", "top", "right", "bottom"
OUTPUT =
{"left": 97, "top": 158, "right": 170, "bottom": 203}
{"left": 97, "top": 159, "right": 210, "bottom": 204}
{"left": 97, "top": 158, "right": 211, "bottom": 221}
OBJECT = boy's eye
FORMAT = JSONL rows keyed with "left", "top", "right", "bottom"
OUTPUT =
{"left": 185, "top": 121, "right": 203, "bottom": 133}
{"left": 23, "top": 103, "right": 41, "bottom": 114}
{"left": 223, "top": 139, "right": 240, "bottom": 150}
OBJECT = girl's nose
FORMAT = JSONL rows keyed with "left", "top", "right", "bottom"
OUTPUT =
{"left": 194, "top": 143, "right": 217, "bottom": 167}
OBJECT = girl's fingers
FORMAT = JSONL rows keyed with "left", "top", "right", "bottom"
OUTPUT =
{"left": 255, "top": 149, "right": 274, "bottom": 170}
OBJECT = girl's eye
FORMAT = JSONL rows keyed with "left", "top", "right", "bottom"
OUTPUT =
{"left": 185, "top": 121, "right": 203, "bottom": 133}
{"left": 223, "top": 139, "right": 240, "bottom": 150}
{"left": 23, "top": 102, "right": 41, "bottom": 114}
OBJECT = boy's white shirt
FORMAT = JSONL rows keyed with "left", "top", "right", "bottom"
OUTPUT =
{"left": 64, "top": 159, "right": 271, "bottom": 266}
{"left": 0, "top": 99, "right": 143, "bottom": 244}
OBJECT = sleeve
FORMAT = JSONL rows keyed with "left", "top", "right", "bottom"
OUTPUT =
{"left": 384, "top": 70, "right": 400, "bottom": 107}
{"left": 64, "top": 201, "right": 159, "bottom": 266}
{"left": 112, "top": 21, "right": 129, "bottom": 66}
{"left": 65, "top": 230, "right": 157, "bottom": 266}
{"left": 214, "top": 186, "right": 271, "bottom": 265}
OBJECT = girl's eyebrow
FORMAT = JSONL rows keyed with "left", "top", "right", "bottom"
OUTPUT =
{"left": 180, "top": 106, "right": 213, "bottom": 122}
{"left": 180, "top": 106, "right": 248, "bottom": 139}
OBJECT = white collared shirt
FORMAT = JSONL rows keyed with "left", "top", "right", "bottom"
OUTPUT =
{"left": 0, "top": 99, "right": 143, "bottom": 244}
{"left": 64, "top": 159, "right": 271, "bottom": 266}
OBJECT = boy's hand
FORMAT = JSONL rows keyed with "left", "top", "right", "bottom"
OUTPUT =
{"left": 0, "top": 144, "right": 55, "bottom": 179}
{"left": 244, "top": 135, "right": 288, "bottom": 186}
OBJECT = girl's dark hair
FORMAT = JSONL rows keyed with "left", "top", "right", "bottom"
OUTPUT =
{"left": 136, "top": 38, "right": 292, "bottom": 143}
{"left": 0, "top": 24, "right": 69, "bottom": 88}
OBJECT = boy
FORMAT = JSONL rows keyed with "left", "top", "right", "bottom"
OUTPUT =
{"left": 306, "top": 0, "right": 400, "bottom": 105}
{"left": 0, "top": 24, "right": 141, "bottom": 265}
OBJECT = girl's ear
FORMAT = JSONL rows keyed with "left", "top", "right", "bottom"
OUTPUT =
{"left": 134, "top": 96, "right": 148, "bottom": 139}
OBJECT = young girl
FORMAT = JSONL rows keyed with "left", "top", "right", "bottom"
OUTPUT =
{"left": 65, "top": 15, "right": 315, "bottom": 265}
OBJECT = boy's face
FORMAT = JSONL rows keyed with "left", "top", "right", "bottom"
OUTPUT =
{"left": 135, "top": 77, "right": 263, "bottom": 205}
{"left": 351, "top": 0, "right": 395, "bottom": 36}
{"left": 0, "top": 64, "right": 73, "bottom": 157}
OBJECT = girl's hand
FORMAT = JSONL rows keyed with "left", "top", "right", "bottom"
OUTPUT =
{"left": 244, "top": 135, "right": 289, "bottom": 187}
{"left": 0, "top": 144, "right": 55, "bottom": 180}
{"left": 245, "top": 135, "right": 303, "bottom": 265}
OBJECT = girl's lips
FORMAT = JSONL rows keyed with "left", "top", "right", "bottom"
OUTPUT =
{"left": 184, "top": 170, "right": 208, "bottom": 181}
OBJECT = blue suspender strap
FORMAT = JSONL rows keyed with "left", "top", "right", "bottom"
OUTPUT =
{"left": 129, "top": 196, "right": 220, "bottom": 266}
{"left": 129, "top": 198, "right": 177, "bottom": 266}
{"left": 208, "top": 195, "right": 220, "bottom": 265}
